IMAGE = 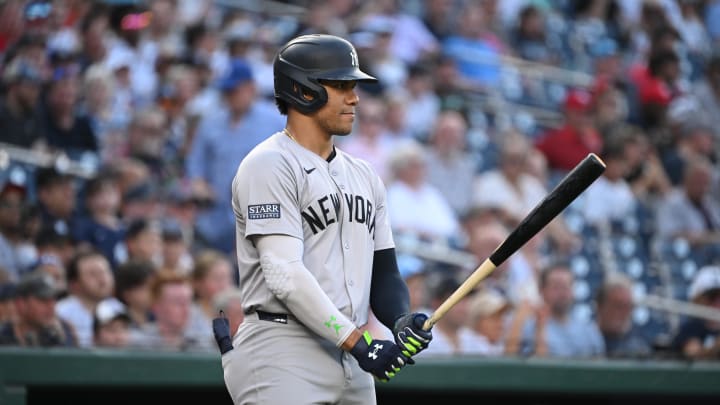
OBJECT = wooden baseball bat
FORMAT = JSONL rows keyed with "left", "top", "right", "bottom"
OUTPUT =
{"left": 423, "top": 153, "right": 606, "bottom": 331}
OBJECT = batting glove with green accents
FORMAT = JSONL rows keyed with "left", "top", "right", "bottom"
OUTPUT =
{"left": 350, "top": 331, "right": 414, "bottom": 382}
{"left": 393, "top": 313, "right": 433, "bottom": 357}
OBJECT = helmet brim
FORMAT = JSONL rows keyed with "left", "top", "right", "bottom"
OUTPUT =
{"left": 312, "top": 67, "right": 377, "bottom": 83}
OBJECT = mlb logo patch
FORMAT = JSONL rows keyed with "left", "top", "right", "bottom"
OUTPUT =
{"left": 248, "top": 204, "right": 281, "bottom": 219}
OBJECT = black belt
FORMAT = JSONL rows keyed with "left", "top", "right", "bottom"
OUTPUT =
{"left": 255, "top": 310, "right": 289, "bottom": 324}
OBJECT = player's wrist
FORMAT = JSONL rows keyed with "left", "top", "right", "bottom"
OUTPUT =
{"left": 341, "top": 328, "right": 364, "bottom": 352}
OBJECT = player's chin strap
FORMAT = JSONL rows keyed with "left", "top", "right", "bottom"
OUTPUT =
{"left": 213, "top": 310, "right": 234, "bottom": 355}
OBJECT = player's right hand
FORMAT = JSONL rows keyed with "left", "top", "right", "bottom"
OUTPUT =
{"left": 349, "top": 331, "right": 414, "bottom": 382}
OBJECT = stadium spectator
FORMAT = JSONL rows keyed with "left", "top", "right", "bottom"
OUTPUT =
{"left": 41, "top": 62, "right": 98, "bottom": 156}
{"left": 119, "top": 180, "right": 163, "bottom": 223}
{"left": 509, "top": 4, "right": 562, "bottom": 66}
{"left": 33, "top": 226, "right": 75, "bottom": 270}
{"left": 402, "top": 63, "right": 440, "bottom": 141}
{"left": 660, "top": 123, "right": 717, "bottom": 187}
{"left": 337, "top": 96, "right": 395, "bottom": 182}
{"left": 56, "top": 249, "right": 114, "bottom": 347}
{"left": 34, "top": 167, "right": 79, "bottom": 237}
{"left": 0, "top": 271, "right": 78, "bottom": 347}
{"left": 121, "top": 218, "right": 163, "bottom": 267}
{"left": 398, "top": 254, "right": 431, "bottom": 315}
{"left": 72, "top": 172, "right": 125, "bottom": 270}
{"left": 473, "top": 130, "right": 578, "bottom": 254}
{"left": 442, "top": 1, "right": 506, "bottom": 91}
{"left": 31, "top": 252, "right": 66, "bottom": 296}
{"left": 77, "top": 3, "right": 110, "bottom": 71}
{"left": 462, "top": 218, "right": 539, "bottom": 307}
{"left": 534, "top": 88, "right": 603, "bottom": 174}
{"left": 125, "top": 107, "right": 173, "bottom": 183}
{"left": 419, "top": 275, "right": 489, "bottom": 357}
{"left": 114, "top": 259, "right": 155, "bottom": 331}
{"left": 184, "top": 58, "right": 283, "bottom": 254}
{"left": 359, "top": 0, "right": 440, "bottom": 65}
{"left": 467, "top": 288, "right": 512, "bottom": 356}
{"left": 129, "top": 272, "right": 214, "bottom": 352}
{"left": 385, "top": 140, "right": 460, "bottom": 242}
{"left": 0, "top": 179, "right": 28, "bottom": 280}
{"left": 580, "top": 134, "right": 638, "bottom": 227}
{"left": 162, "top": 178, "right": 210, "bottom": 253}
{"left": 604, "top": 123, "right": 671, "bottom": 201}
{"left": 92, "top": 297, "right": 131, "bottom": 349}
{"left": 689, "top": 55, "right": 720, "bottom": 139}
{"left": 595, "top": 272, "right": 653, "bottom": 359}
{"left": 188, "top": 249, "right": 233, "bottom": 335}
{"left": 0, "top": 57, "right": 45, "bottom": 148}
{"left": 159, "top": 219, "right": 193, "bottom": 276}
{"left": 656, "top": 158, "right": 720, "bottom": 246}
{"left": 520, "top": 262, "right": 605, "bottom": 358}
{"left": 424, "top": 110, "right": 476, "bottom": 218}
{"left": 671, "top": 265, "right": 720, "bottom": 360}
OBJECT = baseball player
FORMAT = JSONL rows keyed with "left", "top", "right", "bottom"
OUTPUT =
{"left": 213, "top": 34, "right": 433, "bottom": 404}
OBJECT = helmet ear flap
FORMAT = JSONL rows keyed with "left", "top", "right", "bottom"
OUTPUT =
{"left": 275, "top": 73, "right": 328, "bottom": 114}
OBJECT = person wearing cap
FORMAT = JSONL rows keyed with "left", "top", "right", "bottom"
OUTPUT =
{"left": 534, "top": 87, "right": 603, "bottom": 173}
{"left": 119, "top": 180, "right": 163, "bottom": 223}
{"left": 93, "top": 297, "right": 131, "bottom": 348}
{"left": 184, "top": 58, "right": 284, "bottom": 254}
{"left": 671, "top": 265, "right": 720, "bottom": 360}
{"left": 0, "top": 57, "right": 46, "bottom": 148}
{"left": 41, "top": 61, "right": 99, "bottom": 156}
{"left": 35, "top": 167, "right": 79, "bottom": 238}
{"left": 0, "top": 271, "right": 78, "bottom": 347}
{"left": 419, "top": 274, "right": 489, "bottom": 357}
{"left": 121, "top": 218, "right": 163, "bottom": 266}
{"left": 159, "top": 218, "right": 193, "bottom": 276}
{"left": 466, "top": 288, "right": 513, "bottom": 356}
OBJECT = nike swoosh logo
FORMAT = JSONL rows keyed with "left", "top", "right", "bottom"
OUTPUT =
{"left": 304, "top": 167, "right": 316, "bottom": 174}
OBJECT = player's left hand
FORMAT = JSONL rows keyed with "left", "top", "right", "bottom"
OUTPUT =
{"left": 212, "top": 310, "right": 234, "bottom": 355}
{"left": 393, "top": 313, "right": 433, "bottom": 357}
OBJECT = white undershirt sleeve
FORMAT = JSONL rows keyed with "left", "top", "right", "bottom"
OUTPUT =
{"left": 255, "top": 234, "right": 355, "bottom": 348}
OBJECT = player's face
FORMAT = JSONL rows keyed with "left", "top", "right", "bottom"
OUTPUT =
{"left": 315, "top": 80, "right": 358, "bottom": 136}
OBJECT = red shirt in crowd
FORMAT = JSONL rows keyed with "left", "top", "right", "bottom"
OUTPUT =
{"left": 535, "top": 123, "right": 603, "bottom": 172}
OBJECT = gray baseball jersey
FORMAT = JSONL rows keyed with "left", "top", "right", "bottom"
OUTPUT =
{"left": 231, "top": 131, "right": 394, "bottom": 328}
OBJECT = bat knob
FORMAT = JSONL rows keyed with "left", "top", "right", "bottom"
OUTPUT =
{"left": 412, "top": 313, "right": 429, "bottom": 330}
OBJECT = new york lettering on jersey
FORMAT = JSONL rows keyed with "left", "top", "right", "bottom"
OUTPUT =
{"left": 302, "top": 192, "right": 376, "bottom": 236}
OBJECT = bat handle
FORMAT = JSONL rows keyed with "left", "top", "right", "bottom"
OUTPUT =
{"left": 422, "top": 315, "right": 437, "bottom": 331}
{"left": 421, "top": 259, "right": 498, "bottom": 331}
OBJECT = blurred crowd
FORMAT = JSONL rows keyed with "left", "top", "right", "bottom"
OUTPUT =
{"left": 1, "top": 0, "right": 720, "bottom": 361}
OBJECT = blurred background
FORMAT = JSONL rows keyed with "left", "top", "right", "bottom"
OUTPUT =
{"left": 1, "top": 0, "right": 720, "bottom": 403}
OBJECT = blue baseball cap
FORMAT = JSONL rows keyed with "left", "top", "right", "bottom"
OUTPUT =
{"left": 589, "top": 38, "right": 618, "bottom": 58}
{"left": 217, "top": 59, "right": 254, "bottom": 91}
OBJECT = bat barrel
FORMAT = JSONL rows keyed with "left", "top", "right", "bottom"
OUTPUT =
{"left": 489, "top": 153, "right": 605, "bottom": 266}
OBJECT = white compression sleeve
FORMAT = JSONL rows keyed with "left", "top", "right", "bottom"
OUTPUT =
{"left": 255, "top": 234, "right": 356, "bottom": 348}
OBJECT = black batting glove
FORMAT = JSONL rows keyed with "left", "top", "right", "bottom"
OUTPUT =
{"left": 350, "top": 331, "right": 414, "bottom": 382}
{"left": 212, "top": 310, "right": 233, "bottom": 355}
{"left": 393, "top": 313, "right": 433, "bottom": 357}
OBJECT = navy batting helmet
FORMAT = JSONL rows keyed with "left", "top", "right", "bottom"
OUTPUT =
{"left": 273, "top": 34, "right": 377, "bottom": 114}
